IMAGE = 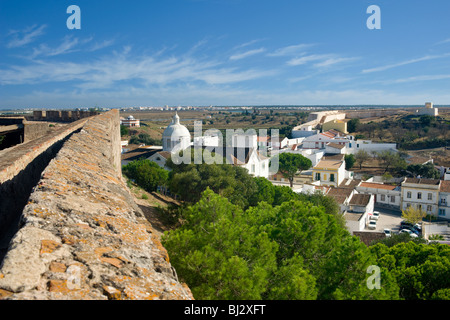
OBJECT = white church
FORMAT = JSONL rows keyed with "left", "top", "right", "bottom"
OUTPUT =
{"left": 149, "top": 113, "right": 270, "bottom": 178}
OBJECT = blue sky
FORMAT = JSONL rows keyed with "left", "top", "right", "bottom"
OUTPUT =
{"left": 1, "top": 0, "right": 450, "bottom": 108}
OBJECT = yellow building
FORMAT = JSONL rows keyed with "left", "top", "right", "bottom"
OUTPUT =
{"left": 312, "top": 158, "right": 345, "bottom": 187}
{"left": 322, "top": 119, "right": 348, "bottom": 134}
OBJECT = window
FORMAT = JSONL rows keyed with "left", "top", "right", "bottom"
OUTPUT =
{"left": 381, "top": 195, "right": 385, "bottom": 201}
{"left": 251, "top": 164, "right": 255, "bottom": 173}
{"left": 406, "top": 203, "right": 411, "bottom": 208}
{"left": 330, "top": 174, "right": 335, "bottom": 182}
{"left": 439, "top": 209, "right": 446, "bottom": 216}
{"left": 324, "top": 174, "right": 327, "bottom": 181}
{"left": 428, "top": 193, "right": 432, "bottom": 201}
{"left": 262, "top": 163, "right": 265, "bottom": 170}
{"left": 315, "top": 173, "right": 321, "bottom": 181}
{"left": 391, "top": 196, "right": 395, "bottom": 203}
{"left": 407, "top": 191, "right": 411, "bottom": 199}
{"left": 441, "top": 198, "right": 447, "bottom": 205}
{"left": 417, "top": 192, "right": 422, "bottom": 200}
{"left": 427, "top": 205, "right": 432, "bottom": 212}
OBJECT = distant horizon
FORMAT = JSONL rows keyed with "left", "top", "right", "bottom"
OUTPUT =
{"left": 2, "top": 104, "right": 450, "bottom": 112}
{"left": 2, "top": 1, "right": 450, "bottom": 107}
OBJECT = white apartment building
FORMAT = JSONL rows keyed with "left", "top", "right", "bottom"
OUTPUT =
{"left": 356, "top": 181, "right": 401, "bottom": 210}
{"left": 438, "top": 181, "right": 450, "bottom": 220}
{"left": 401, "top": 178, "right": 440, "bottom": 216}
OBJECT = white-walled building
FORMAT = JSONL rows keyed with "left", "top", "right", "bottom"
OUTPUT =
{"left": 231, "top": 132, "right": 258, "bottom": 149}
{"left": 417, "top": 102, "right": 438, "bottom": 117}
{"left": 401, "top": 178, "right": 440, "bottom": 216}
{"left": 302, "top": 130, "right": 354, "bottom": 150}
{"left": 349, "top": 140, "right": 397, "bottom": 155}
{"left": 120, "top": 115, "right": 140, "bottom": 127}
{"left": 147, "top": 151, "right": 172, "bottom": 170}
{"left": 356, "top": 181, "right": 401, "bottom": 210}
{"left": 193, "top": 134, "right": 220, "bottom": 147}
{"left": 438, "top": 181, "right": 450, "bottom": 220}
{"left": 344, "top": 194, "right": 374, "bottom": 234}
{"left": 219, "top": 147, "right": 270, "bottom": 179}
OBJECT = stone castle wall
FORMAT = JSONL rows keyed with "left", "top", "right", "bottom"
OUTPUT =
{"left": 0, "top": 110, "right": 193, "bottom": 300}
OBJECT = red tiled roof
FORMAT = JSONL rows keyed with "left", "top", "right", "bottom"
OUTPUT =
{"left": 359, "top": 182, "right": 397, "bottom": 190}
{"left": 440, "top": 181, "right": 450, "bottom": 193}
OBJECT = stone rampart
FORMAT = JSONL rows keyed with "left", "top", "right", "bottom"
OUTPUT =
{"left": 0, "top": 110, "right": 193, "bottom": 300}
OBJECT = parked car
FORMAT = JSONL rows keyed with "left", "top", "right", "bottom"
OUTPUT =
{"left": 399, "top": 229, "right": 418, "bottom": 238}
{"left": 401, "top": 220, "right": 422, "bottom": 232}
{"left": 384, "top": 229, "right": 391, "bottom": 237}
{"left": 400, "top": 223, "right": 421, "bottom": 235}
{"left": 370, "top": 211, "right": 380, "bottom": 220}
{"left": 368, "top": 220, "right": 377, "bottom": 230}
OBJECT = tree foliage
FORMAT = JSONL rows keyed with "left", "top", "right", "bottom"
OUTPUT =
{"left": 345, "top": 154, "right": 356, "bottom": 170}
{"left": 162, "top": 189, "right": 402, "bottom": 300}
{"left": 129, "top": 133, "right": 162, "bottom": 146}
{"left": 122, "top": 158, "right": 168, "bottom": 192}
{"left": 354, "top": 149, "right": 370, "bottom": 170}
{"left": 407, "top": 162, "right": 440, "bottom": 179}
{"left": 401, "top": 206, "right": 427, "bottom": 225}
{"left": 347, "top": 118, "right": 360, "bottom": 133}
{"left": 370, "top": 242, "right": 450, "bottom": 300}
{"left": 276, "top": 153, "right": 312, "bottom": 188}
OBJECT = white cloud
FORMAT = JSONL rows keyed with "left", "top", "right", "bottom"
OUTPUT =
{"left": 0, "top": 46, "right": 277, "bottom": 88}
{"left": 362, "top": 54, "right": 450, "bottom": 73}
{"left": 313, "top": 57, "right": 359, "bottom": 68}
{"left": 435, "top": 38, "right": 450, "bottom": 45}
{"left": 233, "top": 39, "right": 266, "bottom": 50}
{"left": 383, "top": 74, "right": 450, "bottom": 84}
{"left": 287, "top": 54, "right": 332, "bottom": 66}
{"left": 268, "top": 43, "right": 316, "bottom": 57}
{"left": 30, "top": 36, "right": 81, "bottom": 58}
{"left": 6, "top": 24, "right": 47, "bottom": 48}
{"left": 229, "top": 48, "right": 265, "bottom": 61}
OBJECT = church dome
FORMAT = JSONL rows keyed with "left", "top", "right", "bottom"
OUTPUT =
{"left": 163, "top": 113, "right": 190, "bottom": 139}
{"left": 162, "top": 113, "right": 191, "bottom": 152}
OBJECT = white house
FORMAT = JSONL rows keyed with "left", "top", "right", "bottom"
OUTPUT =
{"left": 221, "top": 147, "right": 270, "bottom": 178}
{"left": 325, "top": 142, "right": 346, "bottom": 154}
{"left": 356, "top": 181, "right": 401, "bottom": 210}
{"left": 438, "top": 180, "right": 450, "bottom": 220}
{"left": 147, "top": 151, "right": 172, "bottom": 170}
{"left": 302, "top": 130, "right": 354, "bottom": 150}
{"left": 401, "top": 178, "right": 440, "bottom": 216}
{"left": 344, "top": 193, "right": 374, "bottom": 234}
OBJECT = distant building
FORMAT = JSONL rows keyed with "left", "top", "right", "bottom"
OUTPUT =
{"left": 121, "top": 115, "right": 140, "bottom": 127}
{"left": 322, "top": 119, "right": 349, "bottom": 134}
{"left": 417, "top": 102, "right": 438, "bottom": 117}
